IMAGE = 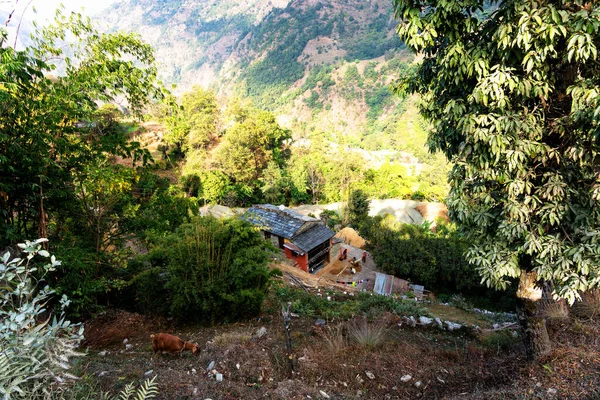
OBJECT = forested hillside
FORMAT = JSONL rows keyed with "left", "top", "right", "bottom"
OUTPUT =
{"left": 99, "top": 0, "right": 411, "bottom": 144}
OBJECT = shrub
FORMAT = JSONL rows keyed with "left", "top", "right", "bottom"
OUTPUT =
{"left": 319, "top": 324, "right": 347, "bottom": 353}
{"left": 132, "top": 216, "right": 272, "bottom": 323}
{"left": 348, "top": 318, "right": 388, "bottom": 349}
{"left": 450, "top": 294, "right": 473, "bottom": 311}
{"left": 319, "top": 209, "right": 341, "bottom": 229}
{"left": 365, "top": 219, "right": 478, "bottom": 293}
{"left": 481, "top": 331, "right": 518, "bottom": 353}
{"left": 0, "top": 239, "right": 84, "bottom": 399}
{"left": 274, "top": 287, "right": 428, "bottom": 320}
{"left": 571, "top": 289, "right": 600, "bottom": 319}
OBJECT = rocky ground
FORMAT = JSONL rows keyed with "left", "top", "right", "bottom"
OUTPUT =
{"left": 77, "top": 290, "right": 600, "bottom": 399}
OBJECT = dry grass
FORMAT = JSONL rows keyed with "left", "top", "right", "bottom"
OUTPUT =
{"left": 319, "top": 324, "right": 347, "bottom": 353}
{"left": 212, "top": 331, "right": 252, "bottom": 347}
{"left": 543, "top": 299, "right": 570, "bottom": 323}
{"left": 348, "top": 318, "right": 388, "bottom": 349}
{"left": 572, "top": 289, "right": 600, "bottom": 319}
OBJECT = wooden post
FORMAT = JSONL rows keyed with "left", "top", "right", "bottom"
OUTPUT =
{"left": 281, "top": 302, "right": 294, "bottom": 376}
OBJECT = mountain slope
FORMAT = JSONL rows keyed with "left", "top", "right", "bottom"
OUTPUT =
{"left": 99, "top": 0, "right": 409, "bottom": 143}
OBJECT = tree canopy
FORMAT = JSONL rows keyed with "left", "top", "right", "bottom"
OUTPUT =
{"left": 0, "top": 11, "right": 164, "bottom": 247}
{"left": 394, "top": 0, "right": 600, "bottom": 357}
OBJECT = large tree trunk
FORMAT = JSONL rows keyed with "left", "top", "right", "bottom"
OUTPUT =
{"left": 516, "top": 270, "right": 551, "bottom": 360}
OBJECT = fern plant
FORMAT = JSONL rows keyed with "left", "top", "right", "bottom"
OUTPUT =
{"left": 112, "top": 377, "right": 159, "bottom": 400}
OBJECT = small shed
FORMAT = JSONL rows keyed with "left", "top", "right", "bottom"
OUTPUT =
{"left": 243, "top": 204, "right": 335, "bottom": 273}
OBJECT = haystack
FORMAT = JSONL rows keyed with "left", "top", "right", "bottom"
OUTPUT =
{"left": 414, "top": 202, "right": 449, "bottom": 223}
{"left": 334, "top": 227, "right": 366, "bottom": 249}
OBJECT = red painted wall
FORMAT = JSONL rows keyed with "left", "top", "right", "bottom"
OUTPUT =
{"left": 284, "top": 247, "right": 308, "bottom": 272}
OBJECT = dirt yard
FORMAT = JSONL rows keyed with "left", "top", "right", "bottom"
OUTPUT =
{"left": 78, "top": 302, "right": 600, "bottom": 400}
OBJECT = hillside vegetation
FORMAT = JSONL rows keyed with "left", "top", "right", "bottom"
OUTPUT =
{"left": 100, "top": 0, "right": 412, "bottom": 143}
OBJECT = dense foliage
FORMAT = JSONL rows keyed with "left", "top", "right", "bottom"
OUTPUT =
{"left": 395, "top": 0, "right": 600, "bottom": 357}
{"left": 0, "top": 13, "right": 162, "bottom": 247}
{"left": 165, "top": 87, "right": 448, "bottom": 207}
{"left": 129, "top": 217, "right": 272, "bottom": 323}
{"left": 394, "top": 0, "right": 600, "bottom": 304}
{"left": 364, "top": 218, "right": 478, "bottom": 293}
{"left": 275, "top": 286, "right": 428, "bottom": 320}
{"left": 0, "top": 13, "right": 203, "bottom": 317}
{"left": 0, "top": 240, "right": 83, "bottom": 399}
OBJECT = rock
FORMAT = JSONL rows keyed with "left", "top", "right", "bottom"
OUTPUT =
{"left": 125, "top": 344, "right": 133, "bottom": 350}
{"left": 400, "top": 374, "right": 412, "bottom": 382}
{"left": 216, "top": 373, "right": 223, "bottom": 382}
{"left": 315, "top": 319, "right": 327, "bottom": 328}
{"left": 435, "top": 318, "right": 443, "bottom": 329}
{"left": 419, "top": 316, "right": 433, "bottom": 326}
{"left": 319, "top": 390, "right": 330, "bottom": 399}
{"left": 98, "top": 351, "right": 107, "bottom": 357}
{"left": 191, "top": 368, "right": 196, "bottom": 374}
{"left": 365, "top": 371, "right": 375, "bottom": 380}
{"left": 414, "top": 381, "right": 422, "bottom": 388}
{"left": 144, "top": 370, "right": 153, "bottom": 376}
{"left": 445, "top": 321, "right": 462, "bottom": 331}
{"left": 207, "top": 361, "right": 215, "bottom": 371}
{"left": 548, "top": 388, "right": 557, "bottom": 396}
{"left": 255, "top": 327, "right": 268, "bottom": 338}
{"left": 493, "top": 323, "right": 500, "bottom": 330}
{"left": 122, "top": 338, "right": 128, "bottom": 344}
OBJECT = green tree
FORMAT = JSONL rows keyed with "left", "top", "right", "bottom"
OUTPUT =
{"left": 215, "top": 109, "right": 291, "bottom": 186}
{"left": 92, "top": 104, "right": 124, "bottom": 137}
{"left": 164, "top": 86, "right": 219, "bottom": 151}
{"left": 0, "top": 10, "right": 161, "bottom": 247}
{"left": 347, "top": 189, "right": 370, "bottom": 227}
{"left": 395, "top": 0, "right": 600, "bottom": 358}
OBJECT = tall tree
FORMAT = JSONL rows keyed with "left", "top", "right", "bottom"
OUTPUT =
{"left": 0, "top": 10, "right": 162, "bottom": 247}
{"left": 164, "top": 86, "right": 220, "bottom": 152}
{"left": 394, "top": 0, "right": 600, "bottom": 359}
{"left": 215, "top": 109, "right": 291, "bottom": 185}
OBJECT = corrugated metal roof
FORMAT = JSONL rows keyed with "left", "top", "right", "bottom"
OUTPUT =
{"left": 243, "top": 204, "right": 318, "bottom": 239}
{"left": 292, "top": 224, "right": 335, "bottom": 252}
{"left": 243, "top": 204, "right": 334, "bottom": 252}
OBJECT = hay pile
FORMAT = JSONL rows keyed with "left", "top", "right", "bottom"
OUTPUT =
{"left": 334, "top": 227, "right": 366, "bottom": 249}
{"left": 414, "top": 202, "right": 449, "bottom": 223}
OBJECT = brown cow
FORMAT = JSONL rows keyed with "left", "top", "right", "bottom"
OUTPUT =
{"left": 150, "top": 333, "right": 200, "bottom": 357}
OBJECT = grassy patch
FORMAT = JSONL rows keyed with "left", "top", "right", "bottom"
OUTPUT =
{"left": 274, "top": 286, "right": 428, "bottom": 320}
{"left": 213, "top": 331, "right": 252, "bottom": 347}
{"left": 426, "top": 303, "right": 494, "bottom": 328}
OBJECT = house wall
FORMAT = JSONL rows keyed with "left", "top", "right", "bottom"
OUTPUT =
{"left": 284, "top": 247, "right": 308, "bottom": 272}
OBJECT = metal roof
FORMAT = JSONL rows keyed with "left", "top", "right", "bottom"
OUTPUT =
{"left": 243, "top": 204, "right": 334, "bottom": 252}
{"left": 291, "top": 224, "right": 335, "bottom": 253}
{"left": 243, "top": 204, "right": 318, "bottom": 239}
